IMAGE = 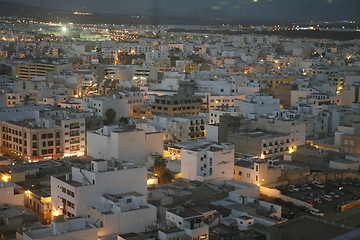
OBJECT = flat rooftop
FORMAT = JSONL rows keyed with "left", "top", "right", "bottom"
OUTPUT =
{"left": 167, "top": 207, "right": 203, "bottom": 219}
{"left": 239, "top": 215, "right": 253, "bottom": 220}
{"left": 0, "top": 160, "right": 65, "bottom": 174}
{"left": 233, "top": 131, "right": 288, "bottom": 139}
{"left": 104, "top": 192, "right": 142, "bottom": 202}
{"left": 56, "top": 175, "right": 83, "bottom": 187}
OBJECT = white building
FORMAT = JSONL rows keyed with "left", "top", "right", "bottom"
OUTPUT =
{"left": 160, "top": 206, "right": 217, "bottom": 240}
{"left": 179, "top": 141, "right": 234, "bottom": 182}
{"left": 234, "top": 160, "right": 282, "bottom": 185}
{"left": 0, "top": 91, "right": 20, "bottom": 108}
{"left": 146, "top": 50, "right": 169, "bottom": 62}
{"left": 51, "top": 160, "right": 156, "bottom": 238}
{"left": 148, "top": 114, "right": 205, "bottom": 142}
{"left": 208, "top": 106, "right": 242, "bottom": 124}
{"left": 0, "top": 180, "right": 23, "bottom": 205}
{"left": 40, "top": 109, "right": 87, "bottom": 157}
{"left": 213, "top": 194, "right": 284, "bottom": 230}
{"left": 82, "top": 92, "right": 145, "bottom": 118}
{"left": 87, "top": 125, "right": 163, "bottom": 164}
{"left": 234, "top": 93, "right": 282, "bottom": 119}
{"left": 200, "top": 93, "right": 239, "bottom": 110}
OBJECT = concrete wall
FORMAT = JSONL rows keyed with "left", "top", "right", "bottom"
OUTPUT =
{"left": 98, "top": 206, "right": 156, "bottom": 238}
{"left": 87, "top": 130, "right": 163, "bottom": 164}
{"left": 205, "top": 124, "right": 218, "bottom": 142}
{"left": 51, "top": 166, "right": 147, "bottom": 217}
{"left": 0, "top": 182, "right": 23, "bottom": 206}
{"left": 260, "top": 186, "right": 313, "bottom": 209}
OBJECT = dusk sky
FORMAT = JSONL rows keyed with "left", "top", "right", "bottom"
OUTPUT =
{"left": 4, "top": 0, "right": 360, "bottom": 21}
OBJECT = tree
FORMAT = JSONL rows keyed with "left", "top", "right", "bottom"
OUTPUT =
{"left": 104, "top": 108, "right": 116, "bottom": 125}
{"left": 119, "top": 117, "right": 129, "bottom": 125}
{"left": 153, "top": 155, "right": 173, "bottom": 184}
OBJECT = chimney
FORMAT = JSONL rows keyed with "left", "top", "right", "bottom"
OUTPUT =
{"left": 65, "top": 174, "right": 70, "bottom": 181}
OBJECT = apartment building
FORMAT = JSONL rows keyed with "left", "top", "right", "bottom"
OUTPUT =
{"left": 16, "top": 61, "right": 72, "bottom": 80}
{"left": 83, "top": 92, "right": 145, "bottom": 118}
{"left": 87, "top": 125, "right": 163, "bottom": 164}
{"left": 159, "top": 206, "right": 210, "bottom": 240}
{"left": 208, "top": 106, "right": 242, "bottom": 124}
{"left": 227, "top": 118, "right": 306, "bottom": 158}
{"left": 51, "top": 160, "right": 156, "bottom": 238}
{"left": 117, "top": 43, "right": 155, "bottom": 55}
{"left": 335, "top": 122, "right": 360, "bottom": 154}
{"left": 0, "top": 112, "right": 86, "bottom": 160}
{"left": 244, "top": 76, "right": 297, "bottom": 90}
{"left": 151, "top": 83, "right": 203, "bottom": 116}
{"left": 0, "top": 91, "right": 20, "bottom": 108}
{"left": 234, "top": 93, "right": 282, "bottom": 118}
{"left": 233, "top": 159, "right": 281, "bottom": 185}
{"left": 0, "top": 119, "right": 62, "bottom": 161}
{"left": 201, "top": 93, "right": 239, "bottom": 110}
{"left": 174, "top": 141, "right": 234, "bottom": 182}
{"left": 148, "top": 114, "right": 206, "bottom": 142}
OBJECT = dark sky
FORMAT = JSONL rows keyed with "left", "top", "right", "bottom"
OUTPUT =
{"left": 6, "top": 0, "right": 360, "bottom": 21}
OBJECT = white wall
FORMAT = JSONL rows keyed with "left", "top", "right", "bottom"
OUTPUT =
{"left": 87, "top": 129, "right": 163, "bottom": 164}
{"left": 51, "top": 166, "right": 147, "bottom": 216}
{"left": 98, "top": 206, "right": 156, "bottom": 238}
{"left": 181, "top": 144, "right": 234, "bottom": 182}
{"left": 205, "top": 125, "right": 218, "bottom": 142}
{"left": 0, "top": 181, "right": 23, "bottom": 205}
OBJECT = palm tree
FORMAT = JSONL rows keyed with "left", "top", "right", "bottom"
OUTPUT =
{"left": 104, "top": 108, "right": 116, "bottom": 125}
{"left": 153, "top": 155, "right": 173, "bottom": 184}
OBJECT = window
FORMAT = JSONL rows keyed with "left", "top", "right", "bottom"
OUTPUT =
{"left": 239, "top": 171, "right": 242, "bottom": 176}
{"left": 127, "top": 198, "right": 132, "bottom": 203}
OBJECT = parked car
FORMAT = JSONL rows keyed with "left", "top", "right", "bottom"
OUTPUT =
{"left": 322, "top": 195, "right": 333, "bottom": 202}
{"left": 302, "top": 183, "right": 312, "bottom": 190}
{"left": 312, "top": 180, "right": 325, "bottom": 188}
{"left": 310, "top": 208, "right": 324, "bottom": 217}
{"left": 288, "top": 185, "right": 300, "bottom": 192}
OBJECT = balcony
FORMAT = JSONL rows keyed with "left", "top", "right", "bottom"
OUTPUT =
{"left": 69, "top": 123, "right": 80, "bottom": 129}
{"left": 70, "top": 131, "right": 80, "bottom": 137}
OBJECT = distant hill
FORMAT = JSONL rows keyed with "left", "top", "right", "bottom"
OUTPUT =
{"left": 0, "top": 1, "right": 61, "bottom": 17}
{"left": 0, "top": 0, "right": 237, "bottom": 25}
